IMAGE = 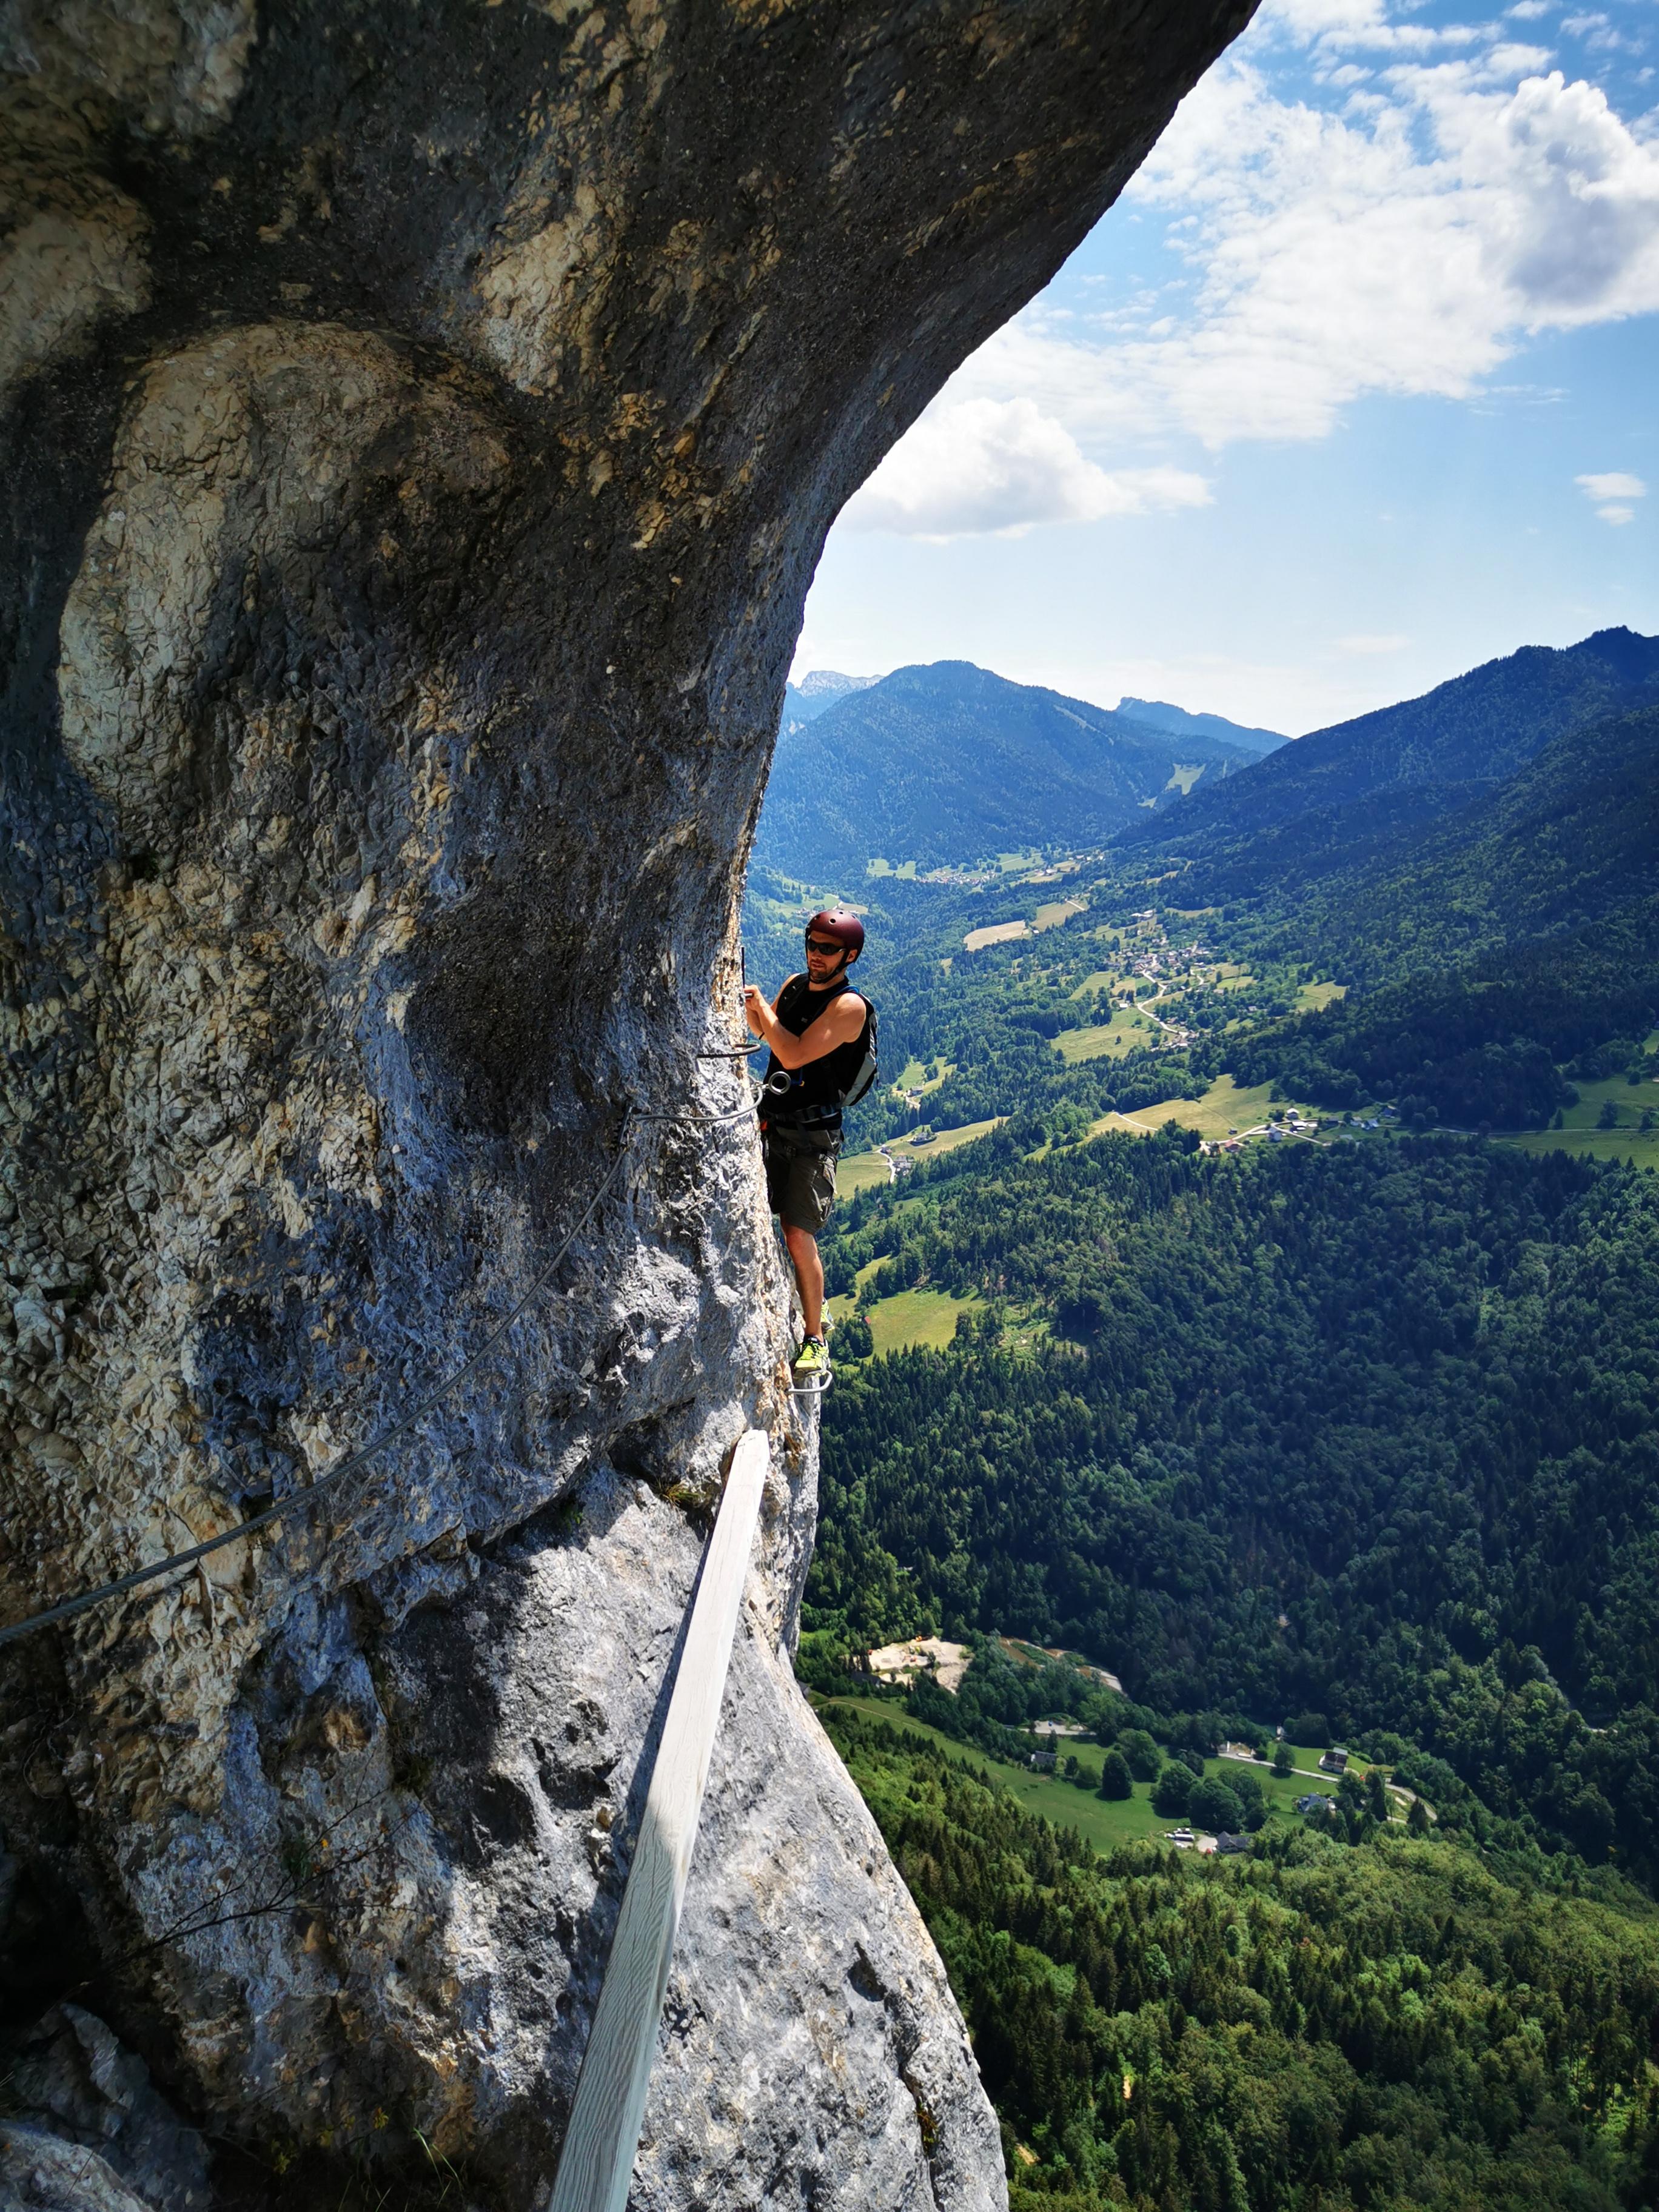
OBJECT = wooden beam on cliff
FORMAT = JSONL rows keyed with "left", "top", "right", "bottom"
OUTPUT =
{"left": 546, "top": 1428, "right": 770, "bottom": 2212}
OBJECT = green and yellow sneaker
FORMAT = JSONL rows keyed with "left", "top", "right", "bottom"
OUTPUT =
{"left": 792, "top": 1335, "right": 832, "bottom": 1384}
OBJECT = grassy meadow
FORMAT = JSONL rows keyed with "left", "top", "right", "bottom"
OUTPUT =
{"left": 1053, "top": 1007, "right": 1159, "bottom": 1064}
{"left": 1498, "top": 1056, "right": 1659, "bottom": 1170}
{"left": 809, "top": 1693, "right": 1391, "bottom": 1853}
{"left": 836, "top": 1114, "right": 1003, "bottom": 1199}
{"left": 1102, "top": 1072, "right": 1322, "bottom": 1140}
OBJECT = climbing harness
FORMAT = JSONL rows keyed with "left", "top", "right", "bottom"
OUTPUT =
{"left": 0, "top": 1047, "right": 806, "bottom": 1651}
{"left": 759, "top": 976, "right": 877, "bottom": 1136}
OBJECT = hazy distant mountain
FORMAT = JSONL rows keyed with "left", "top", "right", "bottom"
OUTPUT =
{"left": 782, "top": 671, "right": 880, "bottom": 728}
{"left": 1117, "top": 697, "right": 1287, "bottom": 755}
{"left": 757, "top": 659, "right": 1253, "bottom": 877}
{"left": 1123, "top": 626, "right": 1659, "bottom": 898}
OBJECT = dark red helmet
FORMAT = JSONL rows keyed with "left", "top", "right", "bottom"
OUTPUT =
{"left": 805, "top": 908, "right": 865, "bottom": 959}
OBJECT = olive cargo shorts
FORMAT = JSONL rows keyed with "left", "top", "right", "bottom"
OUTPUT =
{"left": 762, "top": 1124, "right": 840, "bottom": 1234}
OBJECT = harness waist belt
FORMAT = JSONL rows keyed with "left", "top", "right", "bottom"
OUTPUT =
{"left": 764, "top": 1102, "right": 843, "bottom": 1133}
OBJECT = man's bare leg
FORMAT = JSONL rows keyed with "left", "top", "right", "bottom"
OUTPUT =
{"left": 783, "top": 1221, "right": 825, "bottom": 1340}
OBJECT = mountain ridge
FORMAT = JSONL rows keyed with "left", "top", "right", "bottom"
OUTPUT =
{"left": 1121, "top": 626, "right": 1659, "bottom": 899}
{"left": 759, "top": 658, "right": 1255, "bottom": 878}
{"left": 1117, "top": 694, "right": 1286, "bottom": 754}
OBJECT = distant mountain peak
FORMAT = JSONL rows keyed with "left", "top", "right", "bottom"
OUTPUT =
{"left": 762, "top": 657, "right": 1258, "bottom": 875}
{"left": 795, "top": 669, "right": 880, "bottom": 698}
{"left": 1577, "top": 626, "right": 1659, "bottom": 686}
{"left": 1120, "top": 623, "right": 1659, "bottom": 897}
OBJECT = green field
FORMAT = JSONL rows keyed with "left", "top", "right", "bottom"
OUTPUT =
{"left": 812, "top": 1695, "right": 1390, "bottom": 1851}
{"left": 1033, "top": 897, "right": 1088, "bottom": 933}
{"left": 1295, "top": 979, "right": 1347, "bottom": 1012}
{"left": 1053, "top": 1007, "right": 1158, "bottom": 1064}
{"left": 834, "top": 1149, "right": 893, "bottom": 1196}
{"left": 890, "top": 1057, "right": 956, "bottom": 1100}
{"left": 859, "top": 1287, "right": 980, "bottom": 1353}
{"left": 902, "top": 1115, "right": 1002, "bottom": 1159}
{"left": 1504, "top": 1126, "right": 1659, "bottom": 1169}
{"left": 963, "top": 918, "right": 1030, "bottom": 951}
{"left": 1068, "top": 964, "right": 1124, "bottom": 1000}
{"left": 1105, "top": 1072, "right": 1322, "bottom": 1141}
{"left": 1497, "top": 1063, "right": 1659, "bottom": 1170}
{"left": 837, "top": 1116, "right": 1004, "bottom": 1199}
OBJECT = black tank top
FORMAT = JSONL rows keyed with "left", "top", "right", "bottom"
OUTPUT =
{"left": 765, "top": 974, "right": 872, "bottom": 1124}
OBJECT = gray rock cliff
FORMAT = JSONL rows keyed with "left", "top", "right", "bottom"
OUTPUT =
{"left": 0, "top": 2, "right": 1255, "bottom": 2202}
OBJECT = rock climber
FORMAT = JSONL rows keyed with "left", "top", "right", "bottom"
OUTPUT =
{"left": 743, "top": 909, "right": 876, "bottom": 1386}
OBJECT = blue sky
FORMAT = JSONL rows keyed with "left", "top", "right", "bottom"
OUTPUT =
{"left": 792, "top": 0, "right": 1659, "bottom": 734}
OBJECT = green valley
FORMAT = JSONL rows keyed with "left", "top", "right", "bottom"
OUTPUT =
{"left": 747, "top": 623, "right": 1659, "bottom": 2210}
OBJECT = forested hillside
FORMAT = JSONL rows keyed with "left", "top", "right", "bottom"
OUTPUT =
{"left": 1218, "top": 703, "right": 1659, "bottom": 1124}
{"left": 808, "top": 1127, "right": 1659, "bottom": 1878}
{"left": 1267, "top": 701, "right": 1659, "bottom": 979}
{"left": 1122, "top": 627, "right": 1659, "bottom": 902}
{"left": 828, "top": 1709, "right": 1659, "bottom": 2212}
{"left": 756, "top": 661, "right": 1252, "bottom": 878}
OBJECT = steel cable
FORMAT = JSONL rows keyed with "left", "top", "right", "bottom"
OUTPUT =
{"left": 0, "top": 1063, "right": 764, "bottom": 1651}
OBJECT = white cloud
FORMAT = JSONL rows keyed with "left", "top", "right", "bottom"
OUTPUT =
{"left": 1338, "top": 631, "right": 1411, "bottom": 652}
{"left": 905, "top": 36, "right": 1659, "bottom": 463}
{"left": 1575, "top": 469, "right": 1647, "bottom": 497}
{"left": 1597, "top": 503, "right": 1637, "bottom": 523}
{"left": 842, "top": 398, "right": 1211, "bottom": 538}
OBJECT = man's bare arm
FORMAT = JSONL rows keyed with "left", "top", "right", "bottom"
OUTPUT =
{"left": 743, "top": 981, "right": 865, "bottom": 1070}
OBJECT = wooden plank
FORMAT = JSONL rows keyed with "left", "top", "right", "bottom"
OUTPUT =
{"left": 546, "top": 1429, "right": 769, "bottom": 2212}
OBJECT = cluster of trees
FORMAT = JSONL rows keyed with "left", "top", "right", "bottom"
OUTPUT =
{"left": 1227, "top": 899, "right": 1659, "bottom": 1127}
{"left": 807, "top": 1127, "right": 1659, "bottom": 1880}
{"left": 828, "top": 1707, "right": 1659, "bottom": 2211}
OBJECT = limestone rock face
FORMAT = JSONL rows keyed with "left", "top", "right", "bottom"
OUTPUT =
{"left": 0, "top": 1, "right": 1254, "bottom": 2202}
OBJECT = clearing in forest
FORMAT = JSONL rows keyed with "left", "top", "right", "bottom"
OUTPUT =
{"left": 964, "top": 918, "right": 1029, "bottom": 951}
{"left": 1054, "top": 1007, "right": 1158, "bottom": 1064}
{"left": 836, "top": 1116, "right": 1003, "bottom": 1197}
{"left": 854, "top": 1286, "right": 980, "bottom": 1354}
{"left": 1498, "top": 1053, "right": 1659, "bottom": 1170}
{"left": 1033, "top": 897, "right": 1087, "bottom": 932}
{"left": 1102, "top": 1073, "right": 1321, "bottom": 1141}
{"left": 810, "top": 1696, "right": 1410, "bottom": 1852}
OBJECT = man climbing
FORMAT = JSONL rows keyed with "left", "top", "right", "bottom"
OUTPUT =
{"left": 743, "top": 910, "right": 875, "bottom": 1387}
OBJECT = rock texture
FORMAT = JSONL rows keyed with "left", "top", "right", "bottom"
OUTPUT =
{"left": 0, "top": 1, "right": 1255, "bottom": 2204}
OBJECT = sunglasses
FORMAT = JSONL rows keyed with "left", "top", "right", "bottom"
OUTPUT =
{"left": 804, "top": 936, "right": 845, "bottom": 955}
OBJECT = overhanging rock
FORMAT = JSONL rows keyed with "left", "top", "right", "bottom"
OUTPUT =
{"left": 0, "top": 2, "right": 1255, "bottom": 2202}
